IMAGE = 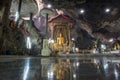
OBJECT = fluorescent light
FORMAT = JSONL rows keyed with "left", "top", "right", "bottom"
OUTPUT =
{"left": 26, "top": 37, "right": 31, "bottom": 49}
{"left": 15, "top": 12, "right": 19, "bottom": 21}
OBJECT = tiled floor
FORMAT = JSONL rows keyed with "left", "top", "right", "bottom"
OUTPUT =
{"left": 0, "top": 56, "right": 120, "bottom": 80}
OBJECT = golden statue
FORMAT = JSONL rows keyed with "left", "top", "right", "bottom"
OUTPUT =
{"left": 117, "top": 44, "right": 120, "bottom": 49}
{"left": 114, "top": 44, "right": 117, "bottom": 50}
{"left": 57, "top": 33, "right": 65, "bottom": 45}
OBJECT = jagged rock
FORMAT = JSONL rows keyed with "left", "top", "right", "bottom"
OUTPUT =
{"left": 1, "top": 0, "right": 120, "bottom": 51}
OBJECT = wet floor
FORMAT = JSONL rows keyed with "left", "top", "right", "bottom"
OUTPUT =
{"left": 0, "top": 56, "right": 120, "bottom": 80}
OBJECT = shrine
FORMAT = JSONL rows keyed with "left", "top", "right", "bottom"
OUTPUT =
{"left": 48, "top": 15, "right": 74, "bottom": 54}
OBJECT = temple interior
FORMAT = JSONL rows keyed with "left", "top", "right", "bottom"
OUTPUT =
{"left": 1, "top": 0, "right": 120, "bottom": 80}
{"left": 0, "top": 0, "right": 120, "bottom": 55}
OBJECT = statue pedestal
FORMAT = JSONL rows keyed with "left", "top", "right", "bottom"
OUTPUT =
{"left": 41, "top": 39, "right": 51, "bottom": 56}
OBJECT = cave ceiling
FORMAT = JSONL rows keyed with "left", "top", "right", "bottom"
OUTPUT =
{"left": 8, "top": 0, "right": 120, "bottom": 43}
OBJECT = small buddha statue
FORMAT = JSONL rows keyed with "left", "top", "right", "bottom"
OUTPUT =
{"left": 114, "top": 45, "right": 117, "bottom": 50}
{"left": 117, "top": 44, "right": 120, "bottom": 49}
{"left": 57, "top": 33, "right": 65, "bottom": 45}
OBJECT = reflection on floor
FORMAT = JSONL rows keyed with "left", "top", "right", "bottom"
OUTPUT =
{"left": 0, "top": 56, "right": 120, "bottom": 80}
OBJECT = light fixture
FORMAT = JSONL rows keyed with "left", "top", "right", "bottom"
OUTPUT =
{"left": 75, "top": 48, "right": 79, "bottom": 52}
{"left": 15, "top": 11, "right": 19, "bottom": 21}
{"left": 101, "top": 44, "right": 106, "bottom": 50}
{"left": 51, "top": 39, "right": 54, "bottom": 43}
{"left": 105, "top": 8, "right": 110, "bottom": 13}
{"left": 47, "top": 70, "right": 54, "bottom": 78}
{"left": 26, "top": 37, "right": 31, "bottom": 49}
{"left": 48, "top": 38, "right": 54, "bottom": 43}
{"left": 73, "top": 74, "right": 76, "bottom": 78}
{"left": 108, "top": 38, "right": 113, "bottom": 42}
{"left": 47, "top": 4, "right": 52, "bottom": 8}
{"left": 76, "top": 62, "right": 80, "bottom": 67}
{"left": 80, "top": 9, "right": 85, "bottom": 14}
{"left": 72, "top": 38, "right": 75, "bottom": 41}
{"left": 104, "top": 63, "right": 108, "bottom": 69}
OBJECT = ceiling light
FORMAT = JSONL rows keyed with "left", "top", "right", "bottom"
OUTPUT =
{"left": 47, "top": 4, "right": 52, "bottom": 8}
{"left": 105, "top": 8, "right": 110, "bottom": 13}
{"left": 80, "top": 9, "right": 85, "bottom": 14}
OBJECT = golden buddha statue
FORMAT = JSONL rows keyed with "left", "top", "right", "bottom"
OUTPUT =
{"left": 117, "top": 44, "right": 120, "bottom": 49}
{"left": 57, "top": 33, "right": 65, "bottom": 45}
{"left": 114, "top": 44, "right": 117, "bottom": 50}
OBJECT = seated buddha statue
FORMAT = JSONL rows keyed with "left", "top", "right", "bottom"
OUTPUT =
{"left": 57, "top": 33, "right": 65, "bottom": 45}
